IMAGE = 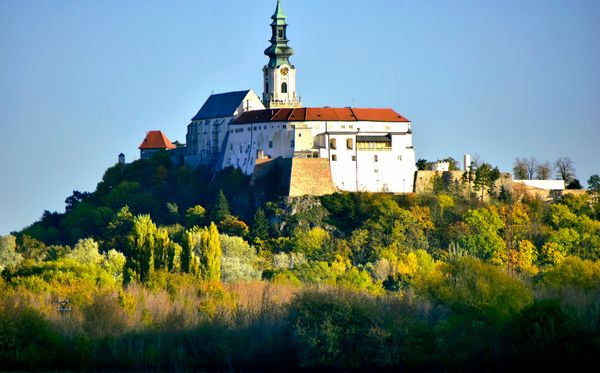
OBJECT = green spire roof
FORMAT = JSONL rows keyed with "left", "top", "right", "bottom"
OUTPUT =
{"left": 264, "top": 0, "right": 294, "bottom": 68}
{"left": 272, "top": 0, "right": 287, "bottom": 23}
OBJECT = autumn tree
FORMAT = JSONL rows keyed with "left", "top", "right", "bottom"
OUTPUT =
{"left": 458, "top": 206, "right": 506, "bottom": 265}
{"left": 200, "top": 223, "right": 222, "bottom": 281}
{"left": 181, "top": 227, "right": 201, "bottom": 275}
{"left": 535, "top": 161, "right": 553, "bottom": 180}
{"left": 513, "top": 158, "right": 529, "bottom": 180}
{"left": 183, "top": 223, "right": 222, "bottom": 281}
{"left": 124, "top": 215, "right": 156, "bottom": 284}
{"left": 0, "top": 234, "right": 23, "bottom": 271}
{"left": 554, "top": 157, "right": 576, "bottom": 184}
{"left": 184, "top": 205, "right": 206, "bottom": 228}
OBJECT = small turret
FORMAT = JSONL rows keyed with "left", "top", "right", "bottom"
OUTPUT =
{"left": 118, "top": 153, "right": 126, "bottom": 164}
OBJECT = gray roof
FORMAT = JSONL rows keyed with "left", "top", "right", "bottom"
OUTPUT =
{"left": 191, "top": 90, "right": 250, "bottom": 121}
{"left": 356, "top": 134, "right": 391, "bottom": 142}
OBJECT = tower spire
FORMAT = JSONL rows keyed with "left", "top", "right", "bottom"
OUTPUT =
{"left": 262, "top": 0, "right": 301, "bottom": 108}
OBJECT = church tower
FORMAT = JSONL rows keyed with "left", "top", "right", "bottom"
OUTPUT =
{"left": 262, "top": 0, "right": 301, "bottom": 108}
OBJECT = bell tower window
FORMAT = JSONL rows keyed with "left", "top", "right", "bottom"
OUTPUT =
{"left": 278, "top": 29, "right": 283, "bottom": 38}
{"left": 281, "top": 82, "right": 288, "bottom": 94}
{"left": 265, "top": 82, "right": 269, "bottom": 94}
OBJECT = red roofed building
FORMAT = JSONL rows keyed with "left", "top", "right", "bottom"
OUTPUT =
{"left": 139, "top": 130, "right": 177, "bottom": 160}
{"left": 181, "top": 1, "right": 418, "bottom": 194}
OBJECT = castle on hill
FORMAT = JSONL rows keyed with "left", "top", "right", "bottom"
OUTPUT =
{"left": 139, "top": 0, "right": 417, "bottom": 195}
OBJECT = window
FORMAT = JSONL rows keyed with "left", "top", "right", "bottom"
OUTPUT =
{"left": 397, "top": 155, "right": 402, "bottom": 161}
{"left": 298, "top": 133, "right": 302, "bottom": 137}
{"left": 332, "top": 154, "right": 337, "bottom": 161}
{"left": 346, "top": 138, "right": 353, "bottom": 150}
{"left": 265, "top": 82, "right": 269, "bottom": 93}
{"left": 374, "top": 169, "right": 379, "bottom": 174}
{"left": 291, "top": 140, "right": 295, "bottom": 148}
{"left": 374, "top": 155, "right": 379, "bottom": 162}
{"left": 352, "top": 155, "right": 356, "bottom": 161}
{"left": 281, "top": 82, "right": 288, "bottom": 93}
{"left": 269, "top": 141, "right": 273, "bottom": 148}
{"left": 330, "top": 138, "right": 337, "bottom": 149}
{"left": 278, "top": 29, "right": 283, "bottom": 38}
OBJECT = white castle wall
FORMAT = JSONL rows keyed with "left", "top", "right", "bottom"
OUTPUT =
{"left": 222, "top": 119, "right": 417, "bottom": 193}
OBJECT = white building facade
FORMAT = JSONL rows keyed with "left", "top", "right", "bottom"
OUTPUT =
{"left": 182, "top": 0, "right": 418, "bottom": 193}
{"left": 222, "top": 108, "right": 417, "bottom": 193}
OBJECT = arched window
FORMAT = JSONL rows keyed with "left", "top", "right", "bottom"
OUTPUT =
{"left": 346, "top": 138, "right": 353, "bottom": 150}
{"left": 265, "top": 82, "right": 269, "bottom": 94}
{"left": 281, "top": 82, "right": 288, "bottom": 94}
{"left": 330, "top": 138, "right": 337, "bottom": 150}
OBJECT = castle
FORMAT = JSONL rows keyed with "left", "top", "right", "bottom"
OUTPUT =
{"left": 139, "top": 0, "right": 417, "bottom": 195}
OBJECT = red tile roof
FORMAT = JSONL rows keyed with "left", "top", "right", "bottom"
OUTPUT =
{"left": 138, "top": 130, "right": 177, "bottom": 150}
{"left": 233, "top": 107, "right": 409, "bottom": 124}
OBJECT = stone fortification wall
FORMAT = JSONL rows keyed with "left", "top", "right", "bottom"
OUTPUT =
{"left": 250, "top": 157, "right": 336, "bottom": 197}
{"left": 288, "top": 158, "right": 337, "bottom": 197}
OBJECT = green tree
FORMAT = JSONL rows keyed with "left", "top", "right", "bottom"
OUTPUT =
{"left": 184, "top": 204, "right": 206, "bottom": 228}
{"left": 293, "top": 227, "right": 330, "bottom": 259}
{"left": 66, "top": 238, "right": 102, "bottom": 265}
{"left": 124, "top": 215, "right": 157, "bottom": 284}
{"left": 416, "top": 159, "right": 428, "bottom": 171}
{"left": 474, "top": 163, "right": 500, "bottom": 199}
{"left": 181, "top": 227, "right": 201, "bottom": 275}
{"left": 18, "top": 235, "right": 48, "bottom": 262}
{"left": 421, "top": 256, "right": 533, "bottom": 323}
{"left": 100, "top": 249, "right": 126, "bottom": 282}
{"left": 588, "top": 174, "right": 600, "bottom": 203}
{"left": 458, "top": 207, "right": 506, "bottom": 265}
{"left": 220, "top": 234, "right": 261, "bottom": 281}
{"left": 211, "top": 189, "right": 231, "bottom": 223}
{"left": 200, "top": 222, "right": 222, "bottom": 281}
{"left": 0, "top": 234, "right": 23, "bottom": 271}
{"left": 153, "top": 227, "right": 181, "bottom": 271}
{"left": 251, "top": 207, "right": 270, "bottom": 240}
{"left": 183, "top": 223, "right": 221, "bottom": 280}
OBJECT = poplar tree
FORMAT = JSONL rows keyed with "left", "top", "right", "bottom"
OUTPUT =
{"left": 199, "top": 223, "right": 222, "bottom": 281}
{"left": 182, "top": 227, "right": 201, "bottom": 275}
{"left": 124, "top": 215, "right": 156, "bottom": 284}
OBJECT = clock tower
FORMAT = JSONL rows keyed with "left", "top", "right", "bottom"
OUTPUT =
{"left": 263, "top": 0, "right": 301, "bottom": 108}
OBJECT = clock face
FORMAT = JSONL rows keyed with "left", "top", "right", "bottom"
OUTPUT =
{"left": 280, "top": 67, "right": 289, "bottom": 76}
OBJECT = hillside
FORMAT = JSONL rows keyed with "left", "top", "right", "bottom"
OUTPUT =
{"left": 1, "top": 150, "right": 600, "bottom": 371}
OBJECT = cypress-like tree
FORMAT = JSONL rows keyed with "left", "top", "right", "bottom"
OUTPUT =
{"left": 198, "top": 223, "right": 222, "bottom": 281}
{"left": 212, "top": 189, "right": 231, "bottom": 223}
{"left": 252, "top": 207, "right": 270, "bottom": 240}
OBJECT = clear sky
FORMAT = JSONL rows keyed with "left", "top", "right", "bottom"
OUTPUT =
{"left": 1, "top": 0, "right": 599, "bottom": 235}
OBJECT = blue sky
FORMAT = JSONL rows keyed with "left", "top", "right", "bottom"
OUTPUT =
{"left": 1, "top": 0, "right": 599, "bottom": 235}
